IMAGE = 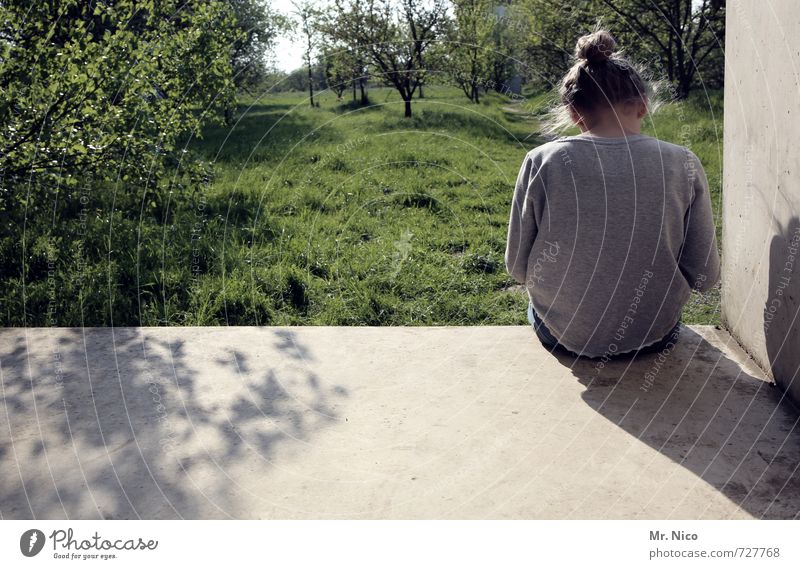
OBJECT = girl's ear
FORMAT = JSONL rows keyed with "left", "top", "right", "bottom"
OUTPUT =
{"left": 636, "top": 98, "right": 648, "bottom": 119}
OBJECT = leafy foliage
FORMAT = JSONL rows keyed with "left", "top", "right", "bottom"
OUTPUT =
{"left": 0, "top": 0, "right": 240, "bottom": 209}
{"left": 229, "top": 0, "right": 287, "bottom": 93}
{"left": 597, "top": 0, "right": 725, "bottom": 98}
{"left": 0, "top": 0, "right": 241, "bottom": 324}
{"left": 329, "top": 0, "right": 447, "bottom": 117}
{"left": 444, "top": 0, "right": 497, "bottom": 103}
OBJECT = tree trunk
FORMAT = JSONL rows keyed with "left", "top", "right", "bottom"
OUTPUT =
{"left": 359, "top": 79, "right": 368, "bottom": 105}
{"left": 418, "top": 85, "right": 424, "bottom": 99}
{"left": 307, "top": 66, "right": 315, "bottom": 107}
{"left": 677, "top": 73, "right": 692, "bottom": 99}
{"left": 404, "top": 98, "right": 412, "bottom": 118}
{"left": 304, "top": 23, "right": 315, "bottom": 108}
{"left": 473, "top": 84, "right": 480, "bottom": 104}
{"left": 353, "top": 79, "right": 356, "bottom": 102}
{"left": 461, "top": 83, "right": 472, "bottom": 102}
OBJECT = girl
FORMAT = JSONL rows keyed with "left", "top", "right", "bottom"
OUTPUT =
{"left": 504, "top": 29, "right": 720, "bottom": 358}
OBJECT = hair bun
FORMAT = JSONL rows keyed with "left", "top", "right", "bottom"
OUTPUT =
{"left": 575, "top": 30, "right": 617, "bottom": 63}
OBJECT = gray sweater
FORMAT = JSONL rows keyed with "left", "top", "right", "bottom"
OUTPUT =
{"left": 505, "top": 133, "right": 720, "bottom": 357}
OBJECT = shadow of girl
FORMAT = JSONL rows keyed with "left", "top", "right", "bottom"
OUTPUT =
{"left": 765, "top": 215, "right": 800, "bottom": 404}
{"left": 554, "top": 326, "right": 800, "bottom": 519}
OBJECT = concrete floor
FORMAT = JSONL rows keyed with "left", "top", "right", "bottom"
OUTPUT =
{"left": 1, "top": 325, "right": 798, "bottom": 519}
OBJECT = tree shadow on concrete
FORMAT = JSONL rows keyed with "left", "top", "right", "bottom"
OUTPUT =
{"left": 765, "top": 215, "right": 800, "bottom": 404}
{"left": 555, "top": 327, "right": 800, "bottom": 519}
{"left": 0, "top": 328, "right": 348, "bottom": 519}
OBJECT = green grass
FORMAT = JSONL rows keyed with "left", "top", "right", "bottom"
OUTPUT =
{"left": 184, "top": 86, "right": 534, "bottom": 325}
{"left": 3, "top": 85, "right": 724, "bottom": 326}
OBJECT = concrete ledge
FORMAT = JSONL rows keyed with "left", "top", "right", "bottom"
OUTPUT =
{"left": 1, "top": 325, "right": 798, "bottom": 519}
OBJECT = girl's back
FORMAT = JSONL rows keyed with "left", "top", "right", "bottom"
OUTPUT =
{"left": 506, "top": 133, "right": 718, "bottom": 357}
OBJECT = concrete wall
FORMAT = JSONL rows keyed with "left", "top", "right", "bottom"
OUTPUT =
{"left": 722, "top": 1, "right": 800, "bottom": 402}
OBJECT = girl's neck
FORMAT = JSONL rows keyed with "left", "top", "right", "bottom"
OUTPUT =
{"left": 579, "top": 121, "right": 642, "bottom": 138}
{"left": 580, "top": 125, "right": 641, "bottom": 138}
{"left": 576, "top": 105, "right": 644, "bottom": 138}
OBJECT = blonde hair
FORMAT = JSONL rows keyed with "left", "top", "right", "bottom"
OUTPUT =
{"left": 542, "top": 28, "right": 659, "bottom": 135}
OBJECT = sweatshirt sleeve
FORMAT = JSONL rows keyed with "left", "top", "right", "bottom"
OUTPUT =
{"left": 677, "top": 153, "right": 720, "bottom": 292}
{"left": 505, "top": 152, "right": 541, "bottom": 284}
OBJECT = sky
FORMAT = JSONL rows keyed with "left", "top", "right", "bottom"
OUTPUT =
{"left": 270, "top": 0, "right": 319, "bottom": 72}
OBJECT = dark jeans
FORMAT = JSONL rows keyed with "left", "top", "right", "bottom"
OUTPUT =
{"left": 527, "top": 302, "right": 681, "bottom": 359}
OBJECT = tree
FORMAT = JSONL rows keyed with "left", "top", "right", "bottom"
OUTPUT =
{"left": 516, "top": 0, "right": 596, "bottom": 90}
{"left": 228, "top": 0, "right": 288, "bottom": 94}
{"left": 292, "top": 1, "right": 322, "bottom": 107}
{"left": 332, "top": 0, "right": 446, "bottom": 118}
{"left": 352, "top": 49, "right": 371, "bottom": 106}
{"left": 599, "top": 0, "right": 725, "bottom": 98}
{"left": 447, "top": 0, "right": 495, "bottom": 103}
{"left": 0, "top": 0, "right": 240, "bottom": 215}
{"left": 321, "top": 45, "right": 352, "bottom": 100}
{"left": 317, "top": 5, "right": 371, "bottom": 105}
{"left": 485, "top": 4, "right": 522, "bottom": 90}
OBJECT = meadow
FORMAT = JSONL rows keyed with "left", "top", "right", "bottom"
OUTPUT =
{"left": 3, "top": 85, "right": 723, "bottom": 327}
